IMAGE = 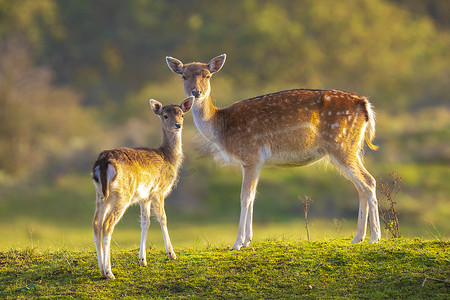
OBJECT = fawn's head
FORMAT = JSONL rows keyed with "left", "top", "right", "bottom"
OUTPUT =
{"left": 149, "top": 97, "right": 194, "bottom": 133}
{"left": 166, "top": 54, "right": 226, "bottom": 101}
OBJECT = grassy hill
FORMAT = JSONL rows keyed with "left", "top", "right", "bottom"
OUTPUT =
{"left": 1, "top": 238, "right": 448, "bottom": 299}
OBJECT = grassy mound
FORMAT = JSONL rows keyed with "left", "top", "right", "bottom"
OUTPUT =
{"left": 1, "top": 238, "right": 448, "bottom": 299}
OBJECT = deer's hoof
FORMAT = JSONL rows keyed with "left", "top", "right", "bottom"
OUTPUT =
{"left": 139, "top": 258, "right": 147, "bottom": 267}
{"left": 351, "top": 236, "right": 364, "bottom": 244}
{"left": 231, "top": 245, "right": 242, "bottom": 251}
{"left": 368, "top": 236, "right": 380, "bottom": 243}
{"left": 168, "top": 252, "right": 177, "bottom": 260}
{"left": 104, "top": 272, "right": 116, "bottom": 280}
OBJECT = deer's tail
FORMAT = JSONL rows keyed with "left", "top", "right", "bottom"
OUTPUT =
{"left": 92, "top": 158, "right": 116, "bottom": 201}
{"left": 361, "top": 98, "right": 379, "bottom": 151}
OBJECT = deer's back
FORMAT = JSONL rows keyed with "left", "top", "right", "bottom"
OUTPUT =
{"left": 214, "top": 89, "right": 369, "bottom": 166}
{"left": 94, "top": 147, "right": 178, "bottom": 202}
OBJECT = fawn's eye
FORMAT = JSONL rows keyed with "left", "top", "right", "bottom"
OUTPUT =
{"left": 203, "top": 74, "right": 210, "bottom": 79}
{"left": 163, "top": 115, "right": 168, "bottom": 119}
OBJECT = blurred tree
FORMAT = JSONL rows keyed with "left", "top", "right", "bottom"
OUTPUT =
{"left": 391, "top": 0, "right": 450, "bottom": 29}
{"left": 0, "top": 38, "right": 98, "bottom": 181}
{"left": 1, "top": 0, "right": 447, "bottom": 112}
{"left": 0, "top": 0, "right": 64, "bottom": 47}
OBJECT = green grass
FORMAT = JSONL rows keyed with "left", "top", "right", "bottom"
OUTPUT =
{"left": 1, "top": 217, "right": 447, "bottom": 252}
{"left": 0, "top": 158, "right": 448, "bottom": 297}
{"left": 1, "top": 238, "right": 448, "bottom": 299}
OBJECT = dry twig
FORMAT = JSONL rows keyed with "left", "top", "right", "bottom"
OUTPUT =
{"left": 377, "top": 171, "right": 403, "bottom": 238}
{"left": 299, "top": 195, "right": 313, "bottom": 241}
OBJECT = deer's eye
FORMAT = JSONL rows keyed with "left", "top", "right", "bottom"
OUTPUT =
{"left": 204, "top": 74, "right": 210, "bottom": 79}
{"left": 163, "top": 115, "right": 168, "bottom": 119}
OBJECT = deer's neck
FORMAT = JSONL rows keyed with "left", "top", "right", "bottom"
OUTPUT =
{"left": 160, "top": 130, "right": 183, "bottom": 170}
{"left": 192, "top": 95, "right": 220, "bottom": 142}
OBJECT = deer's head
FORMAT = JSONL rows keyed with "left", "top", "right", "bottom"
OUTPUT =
{"left": 166, "top": 54, "right": 226, "bottom": 101}
{"left": 149, "top": 97, "right": 194, "bottom": 133}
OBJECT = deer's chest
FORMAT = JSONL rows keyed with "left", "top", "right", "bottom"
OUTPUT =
{"left": 130, "top": 169, "right": 176, "bottom": 203}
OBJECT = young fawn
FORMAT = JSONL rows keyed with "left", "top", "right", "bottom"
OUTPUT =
{"left": 92, "top": 96, "right": 194, "bottom": 279}
{"left": 167, "top": 54, "right": 381, "bottom": 250}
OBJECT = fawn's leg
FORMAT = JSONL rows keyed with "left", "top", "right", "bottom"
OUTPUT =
{"left": 139, "top": 201, "right": 152, "bottom": 266}
{"left": 153, "top": 196, "right": 177, "bottom": 260}
{"left": 93, "top": 199, "right": 105, "bottom": 277}
{"left": 102, "top": 203, "right": 128, "bottom": 279}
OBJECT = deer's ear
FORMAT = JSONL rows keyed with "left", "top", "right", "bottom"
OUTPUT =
{"left": 166, "top": 56, "right": 184, "bottom": 75}
{"left": 208, "top": 54, "right": 226, "bottom": 74}
{"left": 180, "top": 96, "right": 194, "bottom": 113}
{"left": 149, "top": 99, "right": 163, "bottom": 115}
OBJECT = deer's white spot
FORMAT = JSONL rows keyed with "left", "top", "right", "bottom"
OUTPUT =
{"left": 328, "top": 111, "right": 332, "bottom": 116}
{"left": 137, "top": 183, "right": 150, "bottom": 197}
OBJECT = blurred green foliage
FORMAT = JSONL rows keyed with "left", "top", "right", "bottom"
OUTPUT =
{"left": 0, "top": 0, "right": 448, "bottom": 245}
{"left": 1, "top": 0, "right": 449, "bottom": 108}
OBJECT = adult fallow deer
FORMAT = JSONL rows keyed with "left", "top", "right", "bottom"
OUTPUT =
{"left": 166, "top": 54, "right": 381, "bottom": 250}
{"left": 92, "top": 96, "right": 194, "bottom": 279}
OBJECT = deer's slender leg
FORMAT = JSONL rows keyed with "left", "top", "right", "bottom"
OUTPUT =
{"left": 93, "top": 200, "right": 105, "bottom": 277}
{"left": 102, "top": 204, "right": 127, "bottom": 280}
{"left": 352, "top": 185, "right": 369, "bottom": 243}
{"left": 233, "top": 164, "right": 261, "bottom": 250}
{"left": 356, "top": 161, "right": 381, "bottom": 243}
{"left": 329, "top": 155, "right": 380, "bottom": 243}
{"left": 153, "top": 196, "right": 177, "bottom": 260}
{"left": 139, "top": 201, "right": 152, "bottom": 266}
{"left": 243, "top": 196, "right": 255, "bottom": 248}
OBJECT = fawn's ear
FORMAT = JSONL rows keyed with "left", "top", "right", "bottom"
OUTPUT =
{"left": 166, "top": 56, "right": 184, "bottom": 75}
{"left": 149, "top": 99, "right": 163, "bottom": 115}
{"left": 208, "top": 54, "right": 226, "bottom": 74}
{"left": 180, "top": 96, "right": 194, "bottom": 113}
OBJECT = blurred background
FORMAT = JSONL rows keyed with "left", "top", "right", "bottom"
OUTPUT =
{"left": 0, "top": 0, "right": 449, "bottom": 251}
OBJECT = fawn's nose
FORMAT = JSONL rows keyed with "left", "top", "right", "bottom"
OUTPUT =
{"left": 192, "top": 90, "right": 201, "bottom": 98}
{"left": 175, "top": 123, "right": 181, "bottom": 129}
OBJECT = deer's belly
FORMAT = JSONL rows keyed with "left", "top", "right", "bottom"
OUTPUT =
{"left": 264, "top": 146, "right": 325, "bottom": 167}
{"left": 130, "top": 179, "right": 174, "bottom": 204}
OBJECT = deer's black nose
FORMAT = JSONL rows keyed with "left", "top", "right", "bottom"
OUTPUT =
{"left": 175, "top": 123, "right": 181, "bottom": 129}
{"left": 192, "top": 90, "right": 201, "bottom": 98}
